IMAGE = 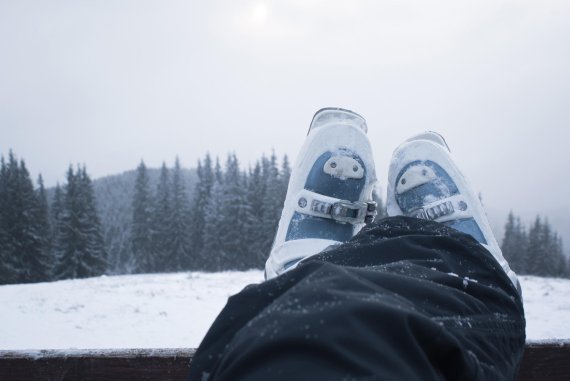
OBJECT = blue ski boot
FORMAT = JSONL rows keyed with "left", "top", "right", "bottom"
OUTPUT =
{"left": 265, "top": 108, "right": 378, "bottom": 279}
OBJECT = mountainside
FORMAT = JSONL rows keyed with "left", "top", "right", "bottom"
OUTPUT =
{"left": 91, "top": 168, "right": 198, "bottom": 273}
{"left": 51, "top": 168, "right": 568, "bottom": 274}
{"left": 91, "top": 170, "right": 569, "bottom": 266}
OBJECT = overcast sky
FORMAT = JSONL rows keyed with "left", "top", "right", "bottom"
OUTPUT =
{"left": 1, "top": 0, "right": 569, "bottom": 220}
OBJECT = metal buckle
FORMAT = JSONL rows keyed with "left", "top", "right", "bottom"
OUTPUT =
{"left": 330, "top": 201, "right": 377, "bottom": 224}
{"left": 409, "top": 201, "right": 454, "bottom": 221}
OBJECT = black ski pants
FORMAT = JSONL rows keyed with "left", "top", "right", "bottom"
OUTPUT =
{"left": 188, "top": 217, "right": 526, "bottom": 381}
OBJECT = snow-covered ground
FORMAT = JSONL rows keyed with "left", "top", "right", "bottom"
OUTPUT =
{"left": 0, "top": 272, "right": 567, "bottom": 350}
{"left": 0, "top": 271, "right": 263, "bottom": 350}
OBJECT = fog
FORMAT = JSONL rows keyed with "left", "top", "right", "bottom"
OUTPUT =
{"left": 1, "top": 0, "right": 569, "bottom": 221}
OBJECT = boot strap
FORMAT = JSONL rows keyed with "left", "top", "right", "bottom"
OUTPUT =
{"left": 407, "top": 194, "right": 471, "bottom": 222}
{"left": 295, "top": 189, "right": 377, "bottom": 224}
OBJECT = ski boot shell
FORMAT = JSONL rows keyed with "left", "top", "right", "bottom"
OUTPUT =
{"left": 265, "top": 108, "right": 377, "bottom": 280}
{"left": 387, "top": 131, "right": 519, "bottom": 289}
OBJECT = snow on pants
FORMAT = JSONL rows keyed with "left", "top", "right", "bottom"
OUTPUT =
{"left": 188, "top": 216, "right": 526, "bottom": 381}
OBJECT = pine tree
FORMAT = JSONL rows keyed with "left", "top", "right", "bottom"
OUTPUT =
{"left": 54, "top": 167, "right": 79, "bottom": 279}
{"left": 502, "top": 212, "right": 518, "bottom": 271}
{"left": 0, "top": 156, "right": 17, "bottom": 284}
{"left": 190, "top": 154, "right": 214, "bottom": 269}
{"left": 513, "top": 217, "right": 528, "bottom": 274}
{"left": 0, "top": 154, "right": 49, "bottom": 283}
{"left": 207, "top": 154, "right": 243, "bottom": 270}
{"left": 552, "top": 233, "right": 567, "bottom": 277}
{"left": 131, "top": 161, "right": 154, "bottom": 273}
{"left": 557, "top": 237, "right": 570, "bottom": 278}
{"left": 168, "top": 157, "right": 192, "bottom": 271}
{"left": 541, "top": 219, "right": 558, "bottom": 276}
{"left": 559, "top": 238, "right": 569, "bottom": 278}
{"left": 151, "top": 163, "right": 171, "bottom": 272}
{"left": 240, "top": 169, "right": 256, "bottom": 268}
{"left": 15, "top": 160, "right": 44, "bottom": 282}
{"left": 502, "top": 212, "right": 529, "bottom": 274}
{"left": 242, "top": 161, "right": 266, "bottom": 268}
{"left": 214, "top": 157, "right": 223, "bottom": 183}
{"left": 525, "top": 216, "right": 561, "bottom": 277}
{"left": 76, "top": 167, "right": 107, "bottom": 277}
{"left": 526, "top": 216, "right": 543, "bottom": 276}
{"left": 0, "top": 157, "right": 7, "bottom": 280}
{"left": 278, "top": 154, "right": 291, "bottom": 205}
{"left": 201, "top": 165, "right": 225, "bottom": 271}
{"left": 54, "top": 166, "right": 107, "bottom": 280}
{"left": 50, "top": 184, "right": 66, "bottom": 276}
{"left": 34, "top": 175, "right": 53, "bottom": 281}
{"left": 259, "top": 153, "right": 281, "bottom": 256}
{"left": 0, "top": 153, "right": 22, "bottom": 283}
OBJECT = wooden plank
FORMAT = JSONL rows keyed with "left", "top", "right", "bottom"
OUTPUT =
{"left": 0, "top": 343, "right": 568, "bottom": 380}
{"left": 0, "top": 348, "right": 195, "bottom": 381}
{"left": 518, "top": 342, "right": 570, "bottom": 381}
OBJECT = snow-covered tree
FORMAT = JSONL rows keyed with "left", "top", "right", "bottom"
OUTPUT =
{"left": 50, "top": 184, "right": 65, "bottom": 272}
{"left": 15, "top": 160, "right": 48, "bottom": 282}
{"left": 168, "top": 157, "right": 192, "bottom": 271}
{"left": 526, "top": 217, "right": 557, "bottom": 276}
{"left": 151, "top": 162, "right": 171, "bottom": 272}
{"left": 0, "top": 155, "right": 18, "bottom": 284}
{"left": 131, "top": 161, "right": 154, "bottom": 273}
{"left": 501, "top": 212, "right": 568, "bottom": 278}
{"left": 76, "top": 167, "right": 107, "bottom": 277}
{"left": 53, "top": 166, "right": 107, "bottom": 280}
{"left": 0, "top": 154, "right": 51, "bottom": 283}
{"left": 278, "top": 154, "right": 291, "bottom": 204}
{"left": 218, "top": 154, "right": 248, "bottom": 269}
{"left": 552, "top": 233, "right": 567, "bottom": 277}
{"left": 242, "top": 161, "right": 266, "bottom": 268}
{"left": 512, "top": 217, "right": 528, "bottom": 274}
{"left": 259, "top": 153, "right": 281, "bottom": 256}
{"left": 201, "top": 166, "right": 225, "bottom": 271}
{"left": 502, "top": 212, "right": 527, "bottom": 274}
{"left": 190, "top": 154, "right": 214, "bottom": 269}
{"left": 34, "top": 175, "right": 53, "bottom": 281}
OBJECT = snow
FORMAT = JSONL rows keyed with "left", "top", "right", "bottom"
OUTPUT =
{"left": 521, "top": 275, "right": 570, "bottom": 341}
{"left": 0, "top": 271, "right": 263, "bottom": 350}
{"left": 0, "top": 272, "right": 567, "bottom": 350}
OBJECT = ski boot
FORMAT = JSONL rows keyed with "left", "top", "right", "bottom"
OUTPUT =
{"left": 265, "top": 108, "right": 378, "bottom": 279}
{"left": 386, "top": 131, "right": 519, "bottom": 289}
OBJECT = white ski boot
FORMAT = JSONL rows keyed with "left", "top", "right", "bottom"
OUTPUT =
{"left": 265, "top": 108, "right": 378, "bottom": 279}
{"left": 387, "top": 131, "right": 519, "bottom": 289}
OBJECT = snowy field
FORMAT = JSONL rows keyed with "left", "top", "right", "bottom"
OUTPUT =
{"left": 0, "top": 272, "right": 568, "bottom": 350}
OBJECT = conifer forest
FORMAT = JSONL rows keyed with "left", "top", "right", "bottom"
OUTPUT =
{"left": 0, "top": 150, "right": 568, "bottom": 285}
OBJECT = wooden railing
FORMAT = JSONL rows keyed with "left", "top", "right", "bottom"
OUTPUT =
{"left": 1, "top": 342, "right": 568, "bottom": 380}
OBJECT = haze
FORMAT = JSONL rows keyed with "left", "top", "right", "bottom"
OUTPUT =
{"left": 1, "top": 0, "right": 569, "bottom": 222}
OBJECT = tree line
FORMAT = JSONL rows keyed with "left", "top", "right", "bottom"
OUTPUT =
{"left": 1, "top": 149, "right": 568, "bottom": 285}
{"left": 0, "top": 151, "right": 291, "bottom": 284}
{"left": 501, "top": 211, "right": 568, "bottom": 277}
{"left": 129, "top": 153, "right": 290, "bottom": 274}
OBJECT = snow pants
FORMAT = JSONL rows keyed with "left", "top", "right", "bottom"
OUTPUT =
{"left": 188, "top": 216, "right": 526, "bottom": 381}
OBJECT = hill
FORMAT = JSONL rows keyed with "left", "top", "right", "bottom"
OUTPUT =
{"left": 48, "top": 167, "right": 198, "bottom": 274}
{"left": 50, "top": 166, "right": 568, "bottom": 276}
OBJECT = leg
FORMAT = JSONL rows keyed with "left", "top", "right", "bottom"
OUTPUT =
{"left": 188, "top": 217, "right": 524, "bottom": 381}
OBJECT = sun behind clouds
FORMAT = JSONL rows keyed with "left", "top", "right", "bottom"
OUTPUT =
{"left": 251, "top": 1, "right": 269, "bottom": 25}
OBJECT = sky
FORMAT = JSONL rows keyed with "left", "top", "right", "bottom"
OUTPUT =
{"left": 1, "top": 0, "right": 569, "bottom": 223}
